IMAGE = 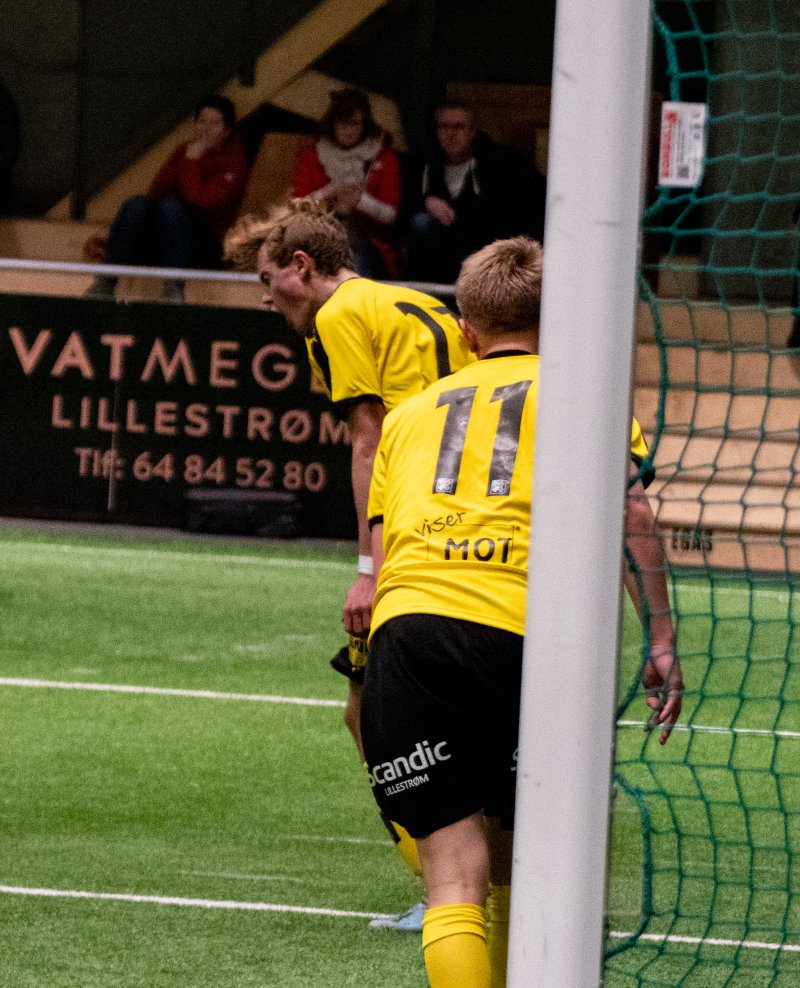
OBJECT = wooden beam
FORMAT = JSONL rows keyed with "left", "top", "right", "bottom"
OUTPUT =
{"left": 48, "top": 0, "right": 390, "bottom": 221}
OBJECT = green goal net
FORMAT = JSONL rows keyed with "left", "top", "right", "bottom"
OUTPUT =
{"left": 605, "top": 1, "right": 800, "bottom": 985}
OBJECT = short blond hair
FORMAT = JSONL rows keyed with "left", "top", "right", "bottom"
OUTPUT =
{"left": 224, "top": 197, "right": 353, "bottom": 275}
{"left": 455, "top": 237, "right": 543, "bottom": 335}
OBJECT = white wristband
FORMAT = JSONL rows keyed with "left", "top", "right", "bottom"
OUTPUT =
{"left": 358, "top": 554, "right": 374, "bottom": 576}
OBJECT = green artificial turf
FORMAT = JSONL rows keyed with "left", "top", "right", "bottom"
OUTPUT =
{"left": 0, "top": 525, "right": 797, "bottom": 986}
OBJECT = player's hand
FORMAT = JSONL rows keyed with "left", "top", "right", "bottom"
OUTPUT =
{"left": 335, "top": 182, "right": 362, "bottom": 214}
{"left": 343, "top": 572, "right": 376, "bottom": 637}
{"left": 642, "top": 647, "right": 684, "bottom": 745}
{"left": 185, "top": 136, "right": 213, "bottom": 160}
{"left": 425, "top": 196, "right": 456, "bottom": 226}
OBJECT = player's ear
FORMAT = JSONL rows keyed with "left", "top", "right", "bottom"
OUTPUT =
{"left": 459, "top": 317, "right": 479, "bottom": 354}
{"left": 292, "top": 250, "right": 315, "bottom": 280}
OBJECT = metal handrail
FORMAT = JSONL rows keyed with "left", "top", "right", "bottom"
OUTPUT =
{"left": 0, "top": 258, "right": 257, "bottom": 281}
{"left": 0, "top": 257, "right": 457, "bottom": 297}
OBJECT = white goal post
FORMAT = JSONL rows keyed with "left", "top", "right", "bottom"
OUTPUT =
{"left": 507, "top": 1, "right": 653, "bottom": 985}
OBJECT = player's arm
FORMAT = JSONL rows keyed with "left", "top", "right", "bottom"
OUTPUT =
{"left": 343, "top": 398, "right": 386, "bottom": 636}
{"left": 624, "top": 462, "right": 684, "bottom": 744}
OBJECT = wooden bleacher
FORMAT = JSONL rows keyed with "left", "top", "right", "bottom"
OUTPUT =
{"left": 0, "top": 131, "right": 315, "bottom": 307}
{"left": 638, "top": 297, "right": 793, "bottom": 349}
{"left": 0, "top": 217, "right": 105, "bottom": 297}
{"left": 633, "top": 334, "right": 800, "bottom": 574}
{"left": 2, "top": 186, "right": 799, "bottom": 574}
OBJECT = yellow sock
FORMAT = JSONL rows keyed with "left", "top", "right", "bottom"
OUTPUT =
{"left": 377, "top": 811, "right": 422, "bottom": 876}
{"left": 487, "top": 884, "right": 510, "bottom": 988}
{"left": 391, "top": 820, "right": 421, "bottom": 876}
{"left": 422, "top": 903, "right": 490, "bottom": 988}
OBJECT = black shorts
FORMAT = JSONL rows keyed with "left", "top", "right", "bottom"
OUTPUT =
{"left": 360, "top": 613, "right": 523, "bottom": 839}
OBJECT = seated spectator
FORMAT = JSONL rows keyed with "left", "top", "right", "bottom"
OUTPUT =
{"left": 0, "top": 78, "right": 19, "bottom": 216}
{"left": 85, "top": 94, "right": 248, "bottom": 303}
{"left": 292, "top": 88, "right": 401, "bottom": 279}
{"left": 406, "top": 101, "right": 547, "bottom": 284}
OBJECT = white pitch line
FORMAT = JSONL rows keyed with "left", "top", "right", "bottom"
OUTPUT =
{"left": 673, "top": 583, "right": 795, "bottom": 602}
{"left": 5, "top": 539, "right": 796, "bottom": 598}
{"left": 0, "top": 540, "right": 352, "bottom": 572}
{"left": 0, "top": 678, "right": 345, "bottom": 708}
{"left": 285, "top": 835, "right": 393, "bottom": 847}
{"left": 1, "top": 884, "right": 796, "bottom": 953}
{"left": 609, "top": 928, "right": 800, "bottom": 954}
{"left": 0, "top": 884, "right": 389, "bottom": 920}
{"left": 617, "top": 719, "right": 800, "bottom": 740}
{"left": 4, "top": 679, "right": 798, "bottom": 741}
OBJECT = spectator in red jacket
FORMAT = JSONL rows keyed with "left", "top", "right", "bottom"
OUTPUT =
{"left": 86, "top": 94, "right": 248, "bottom": 303}
{"left": 292, "top": 89, "right": 401, "bottom": 279}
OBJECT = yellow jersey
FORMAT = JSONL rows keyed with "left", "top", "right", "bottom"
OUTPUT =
{"left": 630, "top": 415, "right": 654, "bottom": 487}
{"left": 368, "top": 352, "right": 652, "bottom": 638}
{"left": 368, "top": 351, "right": 539, "bottom": 638}
{"left": 306, "top": 278, "right": 475, "bottom": 415}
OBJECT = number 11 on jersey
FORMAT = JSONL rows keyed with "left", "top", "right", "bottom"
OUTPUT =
{"left": 433, "top": 380, "right": 533, "bottom": 497}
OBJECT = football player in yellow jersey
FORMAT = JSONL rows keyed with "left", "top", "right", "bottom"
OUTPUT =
{"left": 252, "top": 199, "right": 472, "bottom": 643}
{"left": 360, "top": 236, "right": 684, "bottom": 988}
{"left": 226, "top": 197, "right": 474, "bottom": 929}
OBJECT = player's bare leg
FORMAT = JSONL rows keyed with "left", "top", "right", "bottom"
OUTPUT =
{"left": 343, "top": 681, "right": 364, "bottom": 759}
{"left": 416, "top": 813, "right": 491, "bottom": 988}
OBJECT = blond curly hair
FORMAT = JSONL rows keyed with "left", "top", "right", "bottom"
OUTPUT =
{"left": 223, "top": 212, "right": 271, "bottom": 272}
{"left": 224, "top": 197, "right": 353, "bottom": 275}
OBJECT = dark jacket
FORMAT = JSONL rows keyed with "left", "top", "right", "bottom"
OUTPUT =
{"left": 0, "top": 80, "right": 19, "bottom": 215}
{"left": 420, "top": 133, "right": 546, "bottom": 245}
